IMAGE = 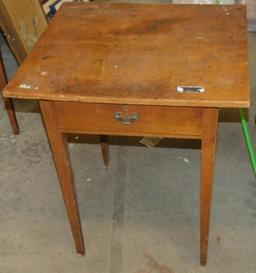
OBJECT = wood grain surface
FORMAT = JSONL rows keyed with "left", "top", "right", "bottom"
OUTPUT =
{"left": 4, "top": 3, "right": 249, "bottom": 107}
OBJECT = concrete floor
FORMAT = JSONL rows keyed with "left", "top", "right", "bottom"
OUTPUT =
{"left": 0, "top": 29, "right": 256, "bottom": 273}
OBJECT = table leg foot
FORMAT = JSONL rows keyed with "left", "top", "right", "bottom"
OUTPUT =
{"left": 100, "top": 135, "right": 110, "bottom": 167}
{"left": 200, "top": 108, "right": 219, "bottom": 266}
{"left": 40, "top": 101, "right": 85, "bottom": 255}
{"left": 3, "top": 97, "right": 19, "bottom": 135}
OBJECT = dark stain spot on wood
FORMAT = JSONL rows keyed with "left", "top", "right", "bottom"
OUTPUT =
{"left": 111, "top": 18, "right": 187, "bottom": 36}
{"left": 42, "top": 55, "right": 51, "bottom": 60}
{"left": 217, "top": 235, "right": 221, "bottom": 244}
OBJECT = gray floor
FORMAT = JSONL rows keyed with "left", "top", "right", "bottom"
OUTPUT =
{"left": 0, "top": 30, "right": 256, "bottom": 273}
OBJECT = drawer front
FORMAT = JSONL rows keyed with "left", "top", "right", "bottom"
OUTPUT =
{"left": 54, "top": 102, "right": 203, "bottom": 138}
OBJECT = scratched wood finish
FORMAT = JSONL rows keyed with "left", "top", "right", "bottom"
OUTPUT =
{"left": 4, "top": 3, "right": 249, "bottom": 108}
{"left": 54, "top": 102, "right": 203, "bottom": 138}
{"left": 39, "top": 100, "right": 85, "bottom": 255}
{"left": 200, "top": 108, "right": 219, "bottom": 266}
{"left": 0, "top": 51, "right": 19, "bottom": 134}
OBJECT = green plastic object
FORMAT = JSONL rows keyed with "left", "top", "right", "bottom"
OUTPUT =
{"left": 240, "top": 109, "right": 256, "bottom": 176}
{"left": 214, "top": 0, "right": 256, "bottom": 175}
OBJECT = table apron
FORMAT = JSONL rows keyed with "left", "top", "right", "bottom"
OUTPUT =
{"left": 52, "top": 101, "right": 204, "bottom": 139}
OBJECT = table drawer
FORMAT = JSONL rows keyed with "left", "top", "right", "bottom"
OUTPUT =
{"left": 54, "top": 102, "right": 203, "bottom": 138}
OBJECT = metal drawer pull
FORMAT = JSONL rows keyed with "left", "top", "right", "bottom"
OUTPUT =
{"left": 115, "top": 112, "right": 139, "bottom": 125}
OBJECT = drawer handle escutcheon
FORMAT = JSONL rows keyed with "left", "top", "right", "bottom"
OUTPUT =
{"left": 115, "top": 112, "right": 139, "bottom": 125}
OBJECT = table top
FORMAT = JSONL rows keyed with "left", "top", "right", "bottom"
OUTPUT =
{"left": 4, "top": 3, "right": 249, "bottom": 108}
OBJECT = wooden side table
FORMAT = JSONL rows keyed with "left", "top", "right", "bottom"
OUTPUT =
{"left": 3, "top": 3, "right": 249, "bottom": 266}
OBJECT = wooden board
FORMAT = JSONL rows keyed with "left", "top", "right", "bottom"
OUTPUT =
{"left": 0, "top": 0, "right": 47, "bottom": 54}
{"left": 0, "top": 1, "right": 27, "bottom": 63}
{"left": 4, "top": 3, "right": 250, "bottom": 108}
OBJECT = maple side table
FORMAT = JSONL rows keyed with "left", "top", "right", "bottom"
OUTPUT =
{"left": 3, "top": 3, "right": 249, "bottom": 266}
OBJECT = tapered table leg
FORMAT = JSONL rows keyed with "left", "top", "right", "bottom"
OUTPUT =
{"left": 40, "top": 100, "right": 85, "bottom": 255}
{"left": 2, "top": 97, "right": 19, "bottom": 134}
{"left": 200, "top": 108, "right": 219, "bottom": 266}
{"left": 100, "top": 135, "right": 110, "bottom": 167}
{"left": 0, "top": 52, "right": 19, "bottom": 134}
